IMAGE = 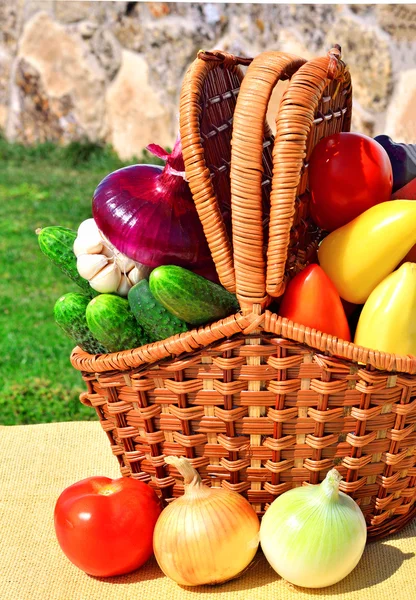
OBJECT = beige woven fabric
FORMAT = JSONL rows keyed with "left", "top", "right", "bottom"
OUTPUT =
{"left": 1, "top": 421, "right": 415, "bottom": 600}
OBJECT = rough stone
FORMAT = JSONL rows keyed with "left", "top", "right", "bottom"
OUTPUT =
{"left": 78, "top": 20, "right": 99, "bottom": 39}
{"left": 1, "top": 2, "right": 415, "bottom": 152}
{"left": 105, "top": 49, "right": 174, "bottom": 160}
{"left": 384, "top": 69, "right": 416, "bottom": 143}
{"left": 113, "top": 15, "right": 144, "bottom": 52}
{"left": 281, "top": 4, "right": 343, "bottom": 52}
{"left": 23, "top": 0, "right": 54, "bottom": 20}
{"left": 137, "top": 14, "right": 226, "bottom": 105}
{"left": 213, "top": 30, "right": 255, "bottom": 59}
{"left": 0, "top": 0, "right": 25, "bottom": 51}
{"left": 91, "top": 28, "right": 122, "bottom": 80}
{"left": 54, "top": 1, "right": 128, "bottom": 24}
{"left": 9, "top": 57, "right": 83, "bottom": 143}
{"left": 0, "top": 46, "right": 12, "bottom": 129}
{"left": 276, "top": 29, "right": 314, "bottom": 61}
{"left": 328, "top": 15, "right": 393, "bottom": 112}
{"left": 10, "top": 11, "right": 106, "bottom": 142}
{"left": 54, "top": 1, "right": 94, "bottom": 23}
{"left": 349, "top": 5, "right": 376, "bottom": 17}
{"left": 376, "top": 5, "right": 416, "bottom": 42}
{"left": 350, "top": 101, "right": 376, "bottom": 138}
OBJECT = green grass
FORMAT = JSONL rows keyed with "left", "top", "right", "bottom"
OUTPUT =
{"left": 0, "top": 137, "right": 162, "bottom": 425}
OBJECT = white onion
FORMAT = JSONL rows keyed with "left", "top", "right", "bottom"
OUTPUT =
{"left": 260, "top": 469, "right": 367, "bottom": 588}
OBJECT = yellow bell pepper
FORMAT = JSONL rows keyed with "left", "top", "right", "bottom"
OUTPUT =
{"left": 318, "top": 200, "right": 416, "bottom": 303}
{"left": 354, "top": 262, "right": 416, "bottom": 356}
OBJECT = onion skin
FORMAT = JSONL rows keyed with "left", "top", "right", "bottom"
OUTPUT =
{"left": 153, "top": 457, "right": 259, "bottom": 586}
{"left": 260, "top": 469, "right": 367, "bottom": 588}
{"left": 92, "top": 138, "right": 218, "bottom": 279}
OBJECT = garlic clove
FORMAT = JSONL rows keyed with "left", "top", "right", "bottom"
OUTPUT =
{"left": 116, "top": 273, "right": 132, "bottom": 297}
{"left": 78, "top": 217, "right": 100, "bottom": 237}
{"left": 77, "top": 218, "right": 103, "bottom": 249}
{"left": 101, "top": 244, "right": 114, "bottom": 258}
{"left": 77, "top": 253, "right": 108, "bottom": 280}
{"left": 127, "top": 267, "right": 141, "bottom": 285}
{"left": 73, "top": 236, "right": 103, "bottom": 257}
{"left": 89, "top": 262, "right": 121, "bottom": 293}
{"left": 128, "top": 264, "right": 152, "bottom": 285}
{"left": 116, "top": 254, "right": 136, "bottom": 274}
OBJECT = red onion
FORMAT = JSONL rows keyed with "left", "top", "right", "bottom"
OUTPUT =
{"left": 92, "top": 137, "right": 218, "bottom": 280}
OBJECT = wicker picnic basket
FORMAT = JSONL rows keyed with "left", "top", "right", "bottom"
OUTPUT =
{"left": 71, "top": 47, "right": 416, "bottom": 541}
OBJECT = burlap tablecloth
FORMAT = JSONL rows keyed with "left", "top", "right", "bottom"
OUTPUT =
{"left": 1, "top": 421, "right": 415, "bottom": 600}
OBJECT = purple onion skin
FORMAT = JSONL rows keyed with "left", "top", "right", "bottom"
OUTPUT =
{"left": 92, "top": 140, "right": 218, "bottom": 280}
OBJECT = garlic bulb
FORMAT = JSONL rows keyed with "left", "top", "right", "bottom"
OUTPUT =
{"left": 77, "top": 254, "right": 108, "bottom": 280}
{"left": 74, "top": 218, "right": 152, "bottom": 296}
{"left": 89, "top": 262, "right": 121, "bottom": 293}
{"left": 153, "top": 456, "right": 260, "bottom": 586}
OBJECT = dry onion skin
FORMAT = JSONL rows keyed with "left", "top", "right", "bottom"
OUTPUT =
{"left": 260, "top": 468, "right": 367, "bottom": 588}
{"left": 153, "top": 456, "right": 260, "bottom": 586}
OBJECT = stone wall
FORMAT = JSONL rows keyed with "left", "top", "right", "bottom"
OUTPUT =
{"left": 1, "top": 1, "right": 416, "bottom": 159}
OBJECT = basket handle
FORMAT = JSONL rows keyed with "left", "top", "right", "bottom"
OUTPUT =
{"left": 266, "top": 46, "right": 352, "bottom": 297}
{"left": 180, "top": 50, "right": 251, "bottom": 294}
{"left": 230, "top": 51, "right": 307, "bottom": 312}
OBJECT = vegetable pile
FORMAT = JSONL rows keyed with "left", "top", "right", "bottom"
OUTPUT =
{"left": 285, "top": 131, "right": 416, "bottom": 356}
{"left": 37, "top": 131, "right": 416, "bottom": 358}
{"left": 37, "top": 139, "right": 238, "bottom": 355}
{"left": 40, "top": 129, "right": 416, "bottom": 588}
{"left": 54, "top": 463, "right": 366, "bottom": 588}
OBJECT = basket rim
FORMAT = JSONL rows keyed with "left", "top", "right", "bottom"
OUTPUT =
{"left": 70, "top": 309, "right": 416, "bottom": 375}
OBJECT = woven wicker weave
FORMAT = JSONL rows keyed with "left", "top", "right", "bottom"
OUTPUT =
{"left": 71, "top": 47, "right": 416, "bottom": 541}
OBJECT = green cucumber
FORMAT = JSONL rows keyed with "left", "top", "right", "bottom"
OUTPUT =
{"left": 54, "top": 293, "right": 107, "bottom": 354}
{"left": 128, "top": 280, "right": 188, "bottom": 342}
{"left": 37, "top": 226, "right": 97, "bottom": 297}
{"left": 149, "top": 265, "right": 239, "bottom": 326}
{"left": 86, "top": 294, "right": 150, "bottom": 352}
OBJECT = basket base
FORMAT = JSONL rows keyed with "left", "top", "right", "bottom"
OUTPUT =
{"left": 367, "top": 505, "right": 416, "bottom": 542}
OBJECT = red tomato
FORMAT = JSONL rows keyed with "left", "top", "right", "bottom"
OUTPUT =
{"left": 279, "top": 264, "right": 351, "bottom": 341}
{"left": 309, "top": 132, "right": 392, "bottom": 231}
{"left": 54, "top": 476, "right": 162, "bottom": 577}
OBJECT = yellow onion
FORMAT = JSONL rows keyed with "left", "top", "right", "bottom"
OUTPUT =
{"left": 260, "top": 468, "right": 367, "bottom": 588}
{"left": 153, "top": 456, "right": 259, "bottom": 586}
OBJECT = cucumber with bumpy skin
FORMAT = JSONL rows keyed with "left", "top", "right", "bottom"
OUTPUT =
{"left": 37, "top": 226, "right": 97, "bottom": 297}
{"left": 128, "top": 280, "right": 188, "bottom": 342}
{"left": 149, "top": 265, "right": 239, "bottom": 326}
{"left": 86, "top": 294, "right": 150, "bottom": 352}
{"left": 54, "top": 293, "right": 107, "bottom": 354}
